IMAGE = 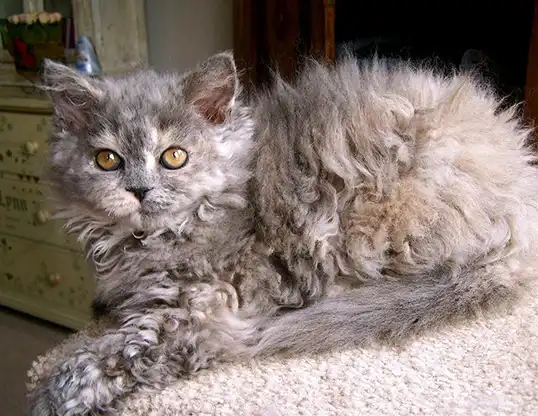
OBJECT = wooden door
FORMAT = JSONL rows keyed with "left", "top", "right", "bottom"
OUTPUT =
{"left": 233, "top": 0, "right": 336, "bottom": 91}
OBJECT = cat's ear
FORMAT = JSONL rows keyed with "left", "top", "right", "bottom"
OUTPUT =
{"left": 183, "top": 51, "right": 239, "bottom": 125}
{"left": 40, "top": 59, "right": 103, "bottom": 132}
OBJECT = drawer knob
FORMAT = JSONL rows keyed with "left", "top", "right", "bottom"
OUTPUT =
{"left": 25, "top": 141, "right": 39, "bottom": 155}
{"left": 48, "top": 273, "right": 61, "bottom": 287}
{"left": 36, "top": 209, "right": 52, "bottom": 224}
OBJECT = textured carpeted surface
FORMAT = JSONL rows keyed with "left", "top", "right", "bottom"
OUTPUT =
{"left": 28, "top": 289, "right": 538, "bottom": 416}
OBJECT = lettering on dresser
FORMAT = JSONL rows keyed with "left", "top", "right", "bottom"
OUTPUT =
{"left": 0, "top": 191, "right": 28, "bottom": 212}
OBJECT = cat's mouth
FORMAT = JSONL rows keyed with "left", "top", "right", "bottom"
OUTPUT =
{"left": 106, "top": 200, "right": 161, "bottom": 219}
{"left": 132, "top": 230, "right": 147, "bottom": 240}
{"left": 98, "top": 198, "right": 183, "bottom": 232}
{"left": 138, "top": 203, "right": 163, "bottom": 215}
{"left": 122, "top": 209, "right": 176, "bottom": 233}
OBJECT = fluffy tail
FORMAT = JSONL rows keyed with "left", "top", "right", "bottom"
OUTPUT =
{"left": 249, "top": 263, "right": 530, "bottom": 356}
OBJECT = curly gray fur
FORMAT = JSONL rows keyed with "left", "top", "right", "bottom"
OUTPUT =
{"left": 29, "top": 52, "right": 538, "bottom": 415}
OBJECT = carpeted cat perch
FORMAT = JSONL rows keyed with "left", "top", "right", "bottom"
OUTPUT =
{"left": 27, "top": 289, "right": 538, "bottom": 416}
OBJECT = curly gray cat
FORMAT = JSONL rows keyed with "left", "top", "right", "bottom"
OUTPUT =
{"left": 29, "top": 52, "right": 538, "bottom": 415}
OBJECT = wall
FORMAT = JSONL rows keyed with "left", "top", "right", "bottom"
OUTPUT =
{"left": 145, "top": 0, "right": 233, "bottom": 73}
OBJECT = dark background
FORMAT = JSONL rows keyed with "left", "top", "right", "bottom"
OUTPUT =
{"left": 335, "top": 0, "right": 535, "bottom": 103}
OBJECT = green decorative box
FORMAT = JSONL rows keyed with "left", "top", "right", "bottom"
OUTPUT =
{"left": 4, "top": 12, "right": 65, "bottom": 81}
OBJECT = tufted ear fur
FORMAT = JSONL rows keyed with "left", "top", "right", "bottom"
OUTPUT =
{"left": 183, "top": 52, "right": 240, "bottom": 124}
{"left": 40, "top": 59, "right": 103, "bottom": 132}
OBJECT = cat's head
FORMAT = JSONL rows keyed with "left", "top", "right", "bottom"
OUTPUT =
{"left": 41, "top": 52, "right": 253, "bottom": 233}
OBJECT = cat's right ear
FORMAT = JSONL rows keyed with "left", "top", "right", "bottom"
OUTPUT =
{"left": 182, "top": 51, "right": 240, "bottom": 125}
{"left": 40, "top": 59, "right": 103, "bottom": 132}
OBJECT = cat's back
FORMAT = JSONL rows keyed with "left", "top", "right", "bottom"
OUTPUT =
{"left": 252, "top": 56, "right": 533, "bottom": 206}
{"left": 252, "top": 57, "right": 538, "bottom": 278}
{"left": 252, "top": 56, "right": 526, "bottom": 163}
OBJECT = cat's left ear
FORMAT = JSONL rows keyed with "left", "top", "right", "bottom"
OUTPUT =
{"left": 183, "top": 51, "right": 240, "bottom": 125}
{"left": 40, "top": 59, "right": 103, "bottom": 132}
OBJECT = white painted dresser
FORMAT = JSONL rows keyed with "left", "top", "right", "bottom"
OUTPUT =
{"left": 0, "top": 0, "right": 148, "bottom": 329}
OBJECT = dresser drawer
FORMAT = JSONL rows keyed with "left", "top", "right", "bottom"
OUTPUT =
{"left": 0, "top": 112, "right": 51, "bottom": 183}
{"left": 0, "top": 179, "right": 77, "bottom": 250}
{"left": 0, "top": 234, "right": 94, "bottom": 329}
{"left": 0, "top": 110, "right": 95, "bottom": 329}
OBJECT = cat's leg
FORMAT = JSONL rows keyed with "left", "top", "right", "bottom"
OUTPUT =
{"left": 28, "top": 283, "right": 258, "bottom": 416}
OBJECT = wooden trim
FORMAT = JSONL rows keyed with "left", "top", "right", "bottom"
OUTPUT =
{"left": 233, "top": 0, "right": 258, "bottom": 89}
{"left": 0, "top": 96, "right": 52, "bottom": 114}
{"left": 525, "top": 0, "right": 538, "bottom": 129}
{"left": 324, "top": 0, "right": 336, "bottom": 63}
{"left": 263, "top": 0, "right": 301, "bottom": 81}
{"left": 309, "top": 0, "right": 335, "bottom": 63}
{"left": 0, "top": 291, "right": 87, "bottom": 330}
{"left": 0, "top": 105, "right": 51, "bottom": 115}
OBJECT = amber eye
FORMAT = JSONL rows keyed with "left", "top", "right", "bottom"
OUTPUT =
{"left": 160, "top": 147, "right": 188, "bottom": 170}
{"left": 95, "top": 149, "right": 123, "bottom": 171}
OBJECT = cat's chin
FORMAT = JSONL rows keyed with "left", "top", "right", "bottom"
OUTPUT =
{"left": 100, "top": 200, "right": 192, "bottom": 233}
{"left": 118, "top": 211, "right": 185, "bottom": 234}
{"left": 122, "top": 212, "right": 162, "bottom": 232}
{"left": 120, "top": 212, "right": 144, "bottom": 230}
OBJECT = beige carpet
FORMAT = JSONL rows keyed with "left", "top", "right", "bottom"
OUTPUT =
{"left": 28, "top": 290, "right": 538, "bottom": 416}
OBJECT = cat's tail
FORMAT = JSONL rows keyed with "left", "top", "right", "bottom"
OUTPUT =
{"left": 247, "top": 262, "right": 533, "bottom": 356}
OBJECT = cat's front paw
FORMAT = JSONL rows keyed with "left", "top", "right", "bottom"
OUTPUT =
{"left": 28, "top": 355, "right": 125, "bottom": 416}
{"left": 28, "top": 385, "right": 58, "bottom": 416}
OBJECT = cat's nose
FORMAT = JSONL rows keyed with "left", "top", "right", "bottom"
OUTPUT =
{"left": 126, "top": 187, "right": 152, "bottom": 202}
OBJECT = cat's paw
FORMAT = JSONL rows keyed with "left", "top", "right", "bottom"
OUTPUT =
{"left": 28, "top": 385, "right": 58, "bottom": 416}
{"left": 28, "top": 355, "right": 123, "bottom": 416}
